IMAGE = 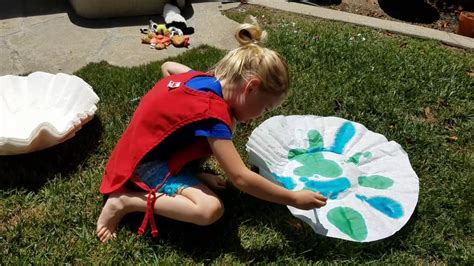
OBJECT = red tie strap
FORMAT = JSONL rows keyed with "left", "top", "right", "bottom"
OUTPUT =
{"left": 137, "top": 172, "right": 172, "bottom": 238}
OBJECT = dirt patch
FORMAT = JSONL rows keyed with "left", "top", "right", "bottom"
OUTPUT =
{"left": 0, "top": 204, "right": 48, "bottom": 233}
{"left": 289, "top": 0, "right": 469, "bottom": 35}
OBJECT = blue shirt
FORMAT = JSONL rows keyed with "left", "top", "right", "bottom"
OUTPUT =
{"left": 185, "top": 75, "right": 232, "bottom": 139}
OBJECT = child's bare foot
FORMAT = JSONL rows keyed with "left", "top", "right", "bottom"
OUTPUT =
{"left": 96, "top": 194, "right": 126, "bottom": 242}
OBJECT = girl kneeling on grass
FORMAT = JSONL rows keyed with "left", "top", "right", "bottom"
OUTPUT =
{"left": 96, "top": 16, "right": 327, "bottom": 242}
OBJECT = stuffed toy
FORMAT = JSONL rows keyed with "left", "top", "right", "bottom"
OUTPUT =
{"left": 171, "top": 35, "right": 189, "bottom": 48}
{"left": 168, "top": 26, "right": 183, "bottom": 37}
{"left": 139, "top": 3, "right": 192, "bottom": 51}
{"left": 151, "top": 22, "right": 169, "bottom": 36}
{"left": 141, "top": 32, "right": 171, "bottom": 50}
{"left": 163, "top": 3, "right": 194, "bottom": 35}
{"left": 141, "top": 32, "right": 155, "bottom": 44}
{"left": 141, "top": 20, "right": 170, "bottom": 36}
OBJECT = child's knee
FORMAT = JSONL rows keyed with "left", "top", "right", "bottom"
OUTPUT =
{"left": 194, "top": 198, "right": 224, "bottom": 225}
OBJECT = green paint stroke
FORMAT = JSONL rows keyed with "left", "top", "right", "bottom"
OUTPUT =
{"left": 327, "top": 207, "right": 368, "bottom": 241}
{"left": 346, "top": 151, "right": 372, "bottom": 165}
{"left": 288, "top": 148, "right": 309, "bottom": 159}
{"left": 358, "top": 175, "right": 394, "bottom": 189}
{"left": 294, "top": 158, "right": 342, "bottom": 177}
{"left": 308, "top": 130, "right": 324, "bottom": 149}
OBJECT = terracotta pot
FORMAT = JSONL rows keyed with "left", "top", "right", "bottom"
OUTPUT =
{"left": 457, "top": 11, "right": 474, "bottom": 38}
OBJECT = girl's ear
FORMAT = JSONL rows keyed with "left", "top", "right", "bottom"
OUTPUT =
{"left": 244, "top": 78, "right": 261, "bottom": 94}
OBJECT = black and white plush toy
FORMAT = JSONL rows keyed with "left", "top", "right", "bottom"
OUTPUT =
{"left": 164, "top": 1, "right": 194, "bottom": 35}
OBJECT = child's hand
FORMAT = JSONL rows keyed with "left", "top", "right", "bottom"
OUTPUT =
{"left": 291, "top": 190, "right": 327, "bottom": 210}
{"left": 198, "top": 173, "right": 226, "bottom": 190}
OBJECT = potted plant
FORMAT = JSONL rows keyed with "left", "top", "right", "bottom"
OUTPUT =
{"left": 458, "top": 11, "right": 474, "bottom": 37}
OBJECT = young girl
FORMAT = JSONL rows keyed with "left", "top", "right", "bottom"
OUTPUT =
{"left": 96, "top": 17, "right": 327, "bottom": 242}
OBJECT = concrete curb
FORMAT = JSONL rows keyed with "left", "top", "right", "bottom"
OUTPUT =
{"left": 242, "top": 0, "right": 474, "bottom": 50}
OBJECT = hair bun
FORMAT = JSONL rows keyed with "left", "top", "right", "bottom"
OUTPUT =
{"left": 235, "top": 15, "right": 267, "bottom": 46}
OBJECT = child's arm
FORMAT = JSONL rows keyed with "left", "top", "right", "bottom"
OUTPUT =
{"left": 161, "top": 61, "right": 192, "bottom": 77}
{"left": 208, "top": 138, "right": 327, "bottom": 210}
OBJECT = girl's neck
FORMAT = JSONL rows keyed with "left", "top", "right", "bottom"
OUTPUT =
{"left": 219, "top": 78, "right": 239, "bottom": 125}
{"left": 219, "top": 78, "right": 231, "bottom": 102}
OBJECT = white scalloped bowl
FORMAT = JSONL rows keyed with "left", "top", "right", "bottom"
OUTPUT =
{"left": 0, "top": 72, "right": 99, "bottom": 155}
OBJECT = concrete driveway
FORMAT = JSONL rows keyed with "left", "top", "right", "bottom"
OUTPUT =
{"left": 0, "top": 0, "right": 240, "bottom": 75}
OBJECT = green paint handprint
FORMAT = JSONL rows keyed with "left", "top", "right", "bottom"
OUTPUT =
{"left": 288, "top": 130, "right": 342, "bottom": 178}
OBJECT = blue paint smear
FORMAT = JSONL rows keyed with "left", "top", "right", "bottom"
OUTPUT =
{"left": 306, "top": 146, "right": 326, "bottom": 154}
{"left": 330, "top": 122, "right": 356, "bottom": 154}
{"left": 356, "top": 194, "right": 404, "bottom": 219}
{"left": 272, "top": 173, "right": 297, "bottom": 190}
{"left": 300, "top": 177, "right": 351, "bottom": 200}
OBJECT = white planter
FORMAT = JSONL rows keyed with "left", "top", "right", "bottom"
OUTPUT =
{"left": 68, "top": 0, "right": 167, "bottom": 19}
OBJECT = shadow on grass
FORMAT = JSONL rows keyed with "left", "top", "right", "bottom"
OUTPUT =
{"left": 119, "top": 183, "right": 419, "bottom": 262}
{"left": 264, "top": 207, "right": 420, "bottom": 262}
{"left": 119, "top": 187, "right": 295, "bottom": 261}
{"left": 0, "top": 117, "right": 103, "bottom": 191}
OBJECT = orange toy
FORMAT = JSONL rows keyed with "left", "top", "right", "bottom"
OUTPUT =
{"left": 141, "top": 32, "right": 172, "bottom": 49}
{"left": 171, "top": 35, "right": 190, "bottom": 48}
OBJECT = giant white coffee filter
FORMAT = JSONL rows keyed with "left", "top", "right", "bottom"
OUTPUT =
{"left": 246, "top": 115, "right": 419, "bottom": 242}
{"left": 0, "top": 72, "right": 99, "bottom": 155}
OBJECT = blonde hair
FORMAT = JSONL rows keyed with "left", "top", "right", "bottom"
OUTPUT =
{"left": 211, "top": 16, "right": 289, "bottom": 99}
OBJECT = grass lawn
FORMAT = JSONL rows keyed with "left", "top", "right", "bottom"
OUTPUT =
{"left": 1, "top": 4, "right": 473, "bottom": 264}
